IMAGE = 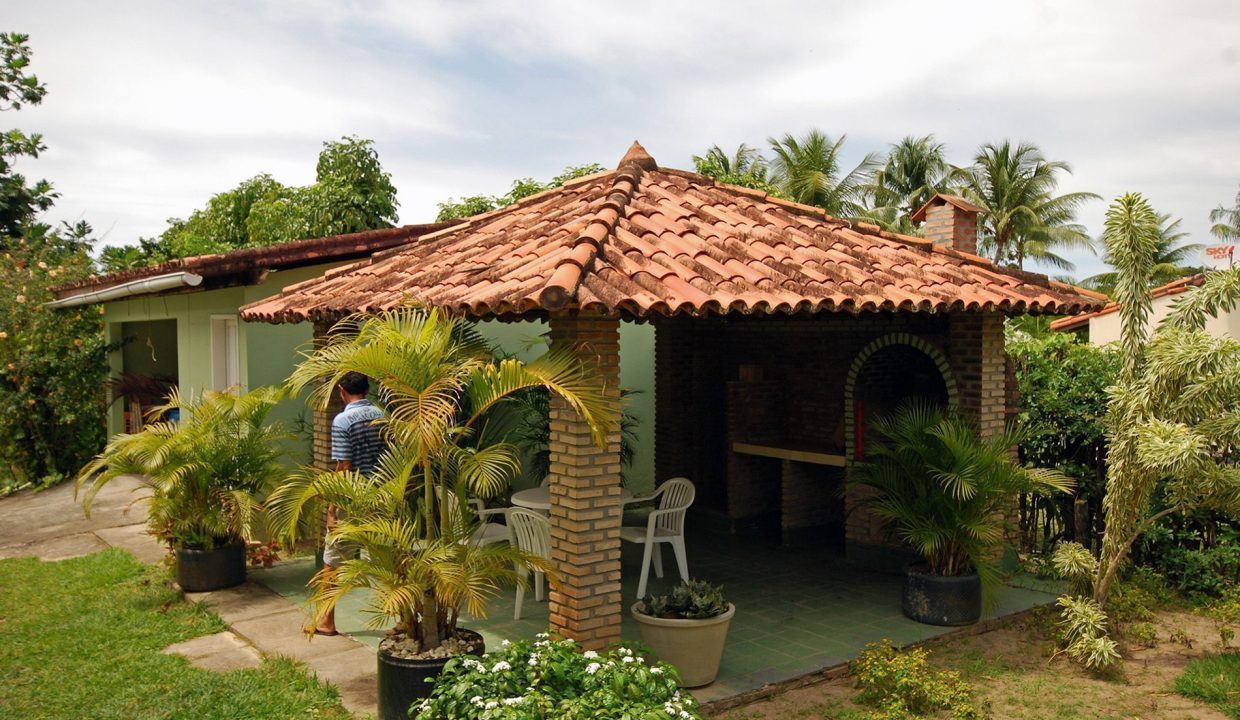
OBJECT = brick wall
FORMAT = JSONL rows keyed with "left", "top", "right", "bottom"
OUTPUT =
{"left": 948, "top": 312, "right": 1007, "bottom": 438}
{"left": 546, "top": 311, "right": 625, "bottom": 650}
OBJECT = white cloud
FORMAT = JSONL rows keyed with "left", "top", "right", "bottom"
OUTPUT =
{"left": 8, "top": 0, "right": 1240, "bottom": 279}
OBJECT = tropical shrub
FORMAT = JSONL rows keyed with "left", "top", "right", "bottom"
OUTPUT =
{"left": 1135, "top": 521, "right": 1240, "bottom": 598}
{"left": 268, "top": 309, "right": 614, "bottom": 653}
{"left": 76, "top": 387, "right": 289, "bottom": 549}
{"left": 847, "top": 402, "right": 1072, "bottom": 601}
{"left": 1007, "top": 326, "right": 1118, "bottom": 549}
{"left": 415, "top": 635, "right": 701, "bottom": 720}
{"left": 850, "top": 640, "right": 981, "bottom": 720}
{"left": 1055, "top": 596, "right": 1120, "bottom": 671}
{"left": 638, "top": 579, "right": 729, "bottom": 620}
{"left": 1092, "top": 193, "right": 1240, "bottom": 605}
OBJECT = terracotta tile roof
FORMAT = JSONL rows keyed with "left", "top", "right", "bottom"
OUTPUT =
{"left": 51, "top": 221, "right": 461, "bottom": 300}
{"left": 241, "top": 142, "right": 1108, "bottom": 324}
{"left": 1049, "top": 273, "right": 1205, "bottom": 332}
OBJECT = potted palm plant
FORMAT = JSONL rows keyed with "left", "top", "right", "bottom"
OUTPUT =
{"left": 268, "top": 308, "right": 613, "bottom": 720}
{"left": 847, "top": 402, "right": 1072, "bottom": 626}
{"left": 76, "top": 387, "right": 288, "bottom": 592}
{"left": 632, "top": 579, "right": 734, "bottom": 687}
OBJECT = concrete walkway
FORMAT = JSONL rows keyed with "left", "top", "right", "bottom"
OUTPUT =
{"left": 0, "top": 476, "right": 378, "bottom": 718}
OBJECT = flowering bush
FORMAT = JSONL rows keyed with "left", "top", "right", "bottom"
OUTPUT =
{"left": 414, "top": 634, "right": 702, "bottom": 720}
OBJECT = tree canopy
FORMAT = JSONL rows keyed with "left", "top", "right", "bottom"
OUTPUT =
{"left": 97, "top": 136, "right": 399, "bottom": 272}
{"left": 434, "top": 163, "right": 604, "bottom": 221}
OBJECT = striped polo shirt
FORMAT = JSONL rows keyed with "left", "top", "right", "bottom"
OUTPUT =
{"left": 330, "top": 399, "right": 386, "bottom": 476}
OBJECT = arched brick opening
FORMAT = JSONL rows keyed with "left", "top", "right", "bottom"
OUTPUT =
{"left": 843, "top": 333, "right": 958, "bottom": 463}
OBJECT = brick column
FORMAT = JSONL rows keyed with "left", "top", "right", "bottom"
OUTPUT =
{"left": 546, "top": 311, "right": 624, "bottom": 649}
{"left": 948, "top": 312, "right": 1006, "bottom": 438}
{"left": 311, "top": 321, "right": 345, "bottom": 470}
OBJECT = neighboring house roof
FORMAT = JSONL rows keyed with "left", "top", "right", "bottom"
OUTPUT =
{"left": 1048, "top": 274, "right": 1205, "bottom": 332}
{"left": 241, "top": 142, "right": 1107, "bottom": 324}
{"left": 50, "top": 221, "right": 462, "bottom": 301}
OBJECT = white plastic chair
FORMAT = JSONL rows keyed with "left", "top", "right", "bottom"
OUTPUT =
{"left": 506, "top": 507, "right": 551, "bottom": 620}
{"left": 435, "top": 486, "right": 509, "bottom": 546}
{"left": 620, "top": 477, "right": 695, "bottom": 598}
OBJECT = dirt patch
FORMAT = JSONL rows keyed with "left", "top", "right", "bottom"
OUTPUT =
{"left": 715, "top": 609, "right": 1232, "bottom": 720}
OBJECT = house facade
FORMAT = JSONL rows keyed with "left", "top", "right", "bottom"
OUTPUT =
{"left": 1050, "top": 274, "right": 1239, "bottom": 343}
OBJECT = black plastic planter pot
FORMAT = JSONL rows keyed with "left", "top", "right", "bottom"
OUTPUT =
{"left": 175, "top": 541, "right": 246, "bottom": 592}
{"left": 377, "top": 630, "right": 484, "bottom": 720}
{"left": 902, "top": 564, "right": 982, "bottom": 626}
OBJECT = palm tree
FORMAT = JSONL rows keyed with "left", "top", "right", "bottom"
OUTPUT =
{"left": 847, "top": 402, "right": 1071, "bottom": 604}
{"left": 268, "top": 309, "right": 614, "bottom": 651}
{"left": 1083, "top": 213, "right": 1203, "bottom": 295}
{"left": 865, "top": 135, "right": 952, "bottom": 233}
{"left": 767, "top": 130, "right": 879, "bottom": 217}
{"left": 77, "top": 387, "right": 288, "bottom": 550}
{"left": 956, "top": 141, "right": 1099, "bottom": 269}
{"left": 1210, "top": 186, "right": 1240, "bottom": 240}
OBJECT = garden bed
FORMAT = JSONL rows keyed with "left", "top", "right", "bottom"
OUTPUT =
{"left": 718, "top": 608, "right": 1236, "bottom": 720}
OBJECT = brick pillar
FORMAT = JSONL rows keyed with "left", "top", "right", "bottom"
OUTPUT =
{"left": 311, "top": 321, "right": 345, "bottom": 470}
{"left": 948, "top": 312, "right": 1006, "bottom": 438}
{"left": 546, "top": 311, "right": 624, "bottom": 649}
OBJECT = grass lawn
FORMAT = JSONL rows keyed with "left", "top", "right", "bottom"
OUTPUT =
{"left": 0, "top": 548, "right": 351, "bottom": 720}
{"left": 1176, "top": 653, "right": 1240, "bottom": 718}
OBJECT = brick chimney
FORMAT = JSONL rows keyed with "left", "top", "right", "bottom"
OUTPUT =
{"left": 910, "top": 194, "right": 982, "bottom": 255}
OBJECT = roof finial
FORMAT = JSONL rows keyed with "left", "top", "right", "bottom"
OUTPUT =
{"left": 618, "top": 141, "right": 657, "bottom": 171}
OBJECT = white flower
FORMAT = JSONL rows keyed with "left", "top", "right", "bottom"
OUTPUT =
{"left": 680, "top": 711, "right": 692, "bottom": 719}
{"left": 485, "top": 700, "right": 498, "bottom": 710}
{"left": 665, "top": 704, "right": 677, "bottom": 716}
{"left": 535, "top": 632, "right": 550, "bottom": 639}
{"left": 582, "top": 650, "right": 598, "bottom": 659}
{"left": 470, "top": 696, "right": 483, "bottom": 706}
{"left": 585, "top": 662, "right": 601, "bottom": 675}
{"left": 622, "top": 656, "right": 635, "bottom": 663}
{"left": 15, "top": 295, "right": 24, "bottom": 304}
{"left": 491, "top": 661, "right": 511, "bottom": 672}
{"left": 650, "top": 666, "right": 663, "bottom": 674}
{"left": 501, "top": 639, "right": 510, "bottom": 647}
{"left": 527, "top": 658, "right": 538, "bottom": 666}
{"left": 503, "top": 697, "right": 524, "bottom": 706}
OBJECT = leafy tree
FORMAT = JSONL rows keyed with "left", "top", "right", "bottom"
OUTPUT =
{"left": 1210, "top": 186, "right": 1240, "bottom": 241}
{"left": 863, "top": 135, "right": 952, "bottom": 234}
{"left": 691, "top": 143, "right": 781, "bottom": 194}
{"left": 0, "top": 34, "right": 110, "bottom": 491}
{"left": 956, "top": 141, "right": 1098, "bottom": 270}
{"left": 767, "top": 130, "right": 878, "bottom": 217}
{"left": 434, "top": 163, "right": 604, "bottom": 222}
{"left": 0, "top": 33, "right": 55, "bottom": 243}
{"left": 1008, "top": 326, "right": 1119, "bottom": 547}
{"left": 97, "top": 136, "right": 399, "bottom": 271}
{"left": 1092, "top": 192, "right": 1240, "bottom": 605}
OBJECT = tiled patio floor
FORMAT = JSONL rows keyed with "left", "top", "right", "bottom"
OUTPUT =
{"left": 253, "top": 528, "right": 1058, "bottom": 704}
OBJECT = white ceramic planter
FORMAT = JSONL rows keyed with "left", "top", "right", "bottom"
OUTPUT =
{"left": 630, "top": 602, "right": 735, "bottom": 687}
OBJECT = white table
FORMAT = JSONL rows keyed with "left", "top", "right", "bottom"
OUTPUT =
{"left": 511, "top": 486, "right": 636, "bottom": 512}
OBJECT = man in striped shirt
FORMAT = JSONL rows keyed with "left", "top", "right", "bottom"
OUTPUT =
{"left": 315, "top": 371, "right": 385, "bottom": 636}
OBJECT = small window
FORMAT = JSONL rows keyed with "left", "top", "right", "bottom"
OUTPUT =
{"left": 210, "top": 316, "right": 240, "bottom": 391}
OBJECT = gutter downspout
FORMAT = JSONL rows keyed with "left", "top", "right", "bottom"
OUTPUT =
{"left": 43, "top": 271, "right": 204, "bottom": 309}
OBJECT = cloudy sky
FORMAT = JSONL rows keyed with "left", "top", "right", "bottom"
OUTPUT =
{"left": 9, "top": 0, "right": 1240, "bottom": 279}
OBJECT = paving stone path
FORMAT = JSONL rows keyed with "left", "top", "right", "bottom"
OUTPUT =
{"left": 0, "top": 476, "right": 378, "bottom": 717}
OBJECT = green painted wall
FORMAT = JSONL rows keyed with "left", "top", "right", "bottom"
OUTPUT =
{"left": 102, "top": 264, "right": 342, "bottom": 455}
{"left": 102, "top": 274, "right": 657, "bottom": 490}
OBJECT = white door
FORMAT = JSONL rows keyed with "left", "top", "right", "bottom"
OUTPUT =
{"left": 210, "top": 316, "right": 241, "bottom": 391}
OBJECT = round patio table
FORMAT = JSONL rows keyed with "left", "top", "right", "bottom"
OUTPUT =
{"left": 511, "top": 486, "right": 635, "bottom": 512}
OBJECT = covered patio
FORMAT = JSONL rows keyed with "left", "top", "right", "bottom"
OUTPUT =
{"left": 252, "top": 527, "right": 1060, "bottom": 704}
{"left": 240, "top": 142, "right": 1103, "bottom": 677}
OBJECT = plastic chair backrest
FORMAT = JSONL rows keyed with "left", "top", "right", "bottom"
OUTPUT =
{"left": 654, "top": 477, "right": 695, "bottom": 535}
{"left": 507, "top": 507, "right": 551, "bottom": 561}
